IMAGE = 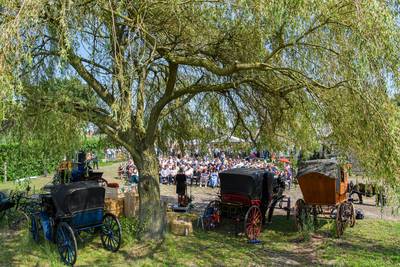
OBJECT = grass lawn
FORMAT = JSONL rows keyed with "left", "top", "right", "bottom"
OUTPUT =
{"left": 0, "top": 176, "right": 52, "bottom": 193}
{"left": 0, "top": 215, "right": 399, "bottom": 266}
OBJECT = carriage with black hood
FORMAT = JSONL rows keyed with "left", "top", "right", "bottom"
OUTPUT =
{"left": 202, "top": 168, "right": 289, "bottom": 241}
{"left": 29, "top": 181, "right": 122, "bottom": 265}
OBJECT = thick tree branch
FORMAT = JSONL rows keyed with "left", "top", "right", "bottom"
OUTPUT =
{"left": 159, "top": 93, "right": 195, "bottom": 121}
{"left": 135, "top": 67, "right": 147, "bottom": 136}
{"left": 67, "top": 49, "right": 115, "bottom": 106}
{"left": 164, "top": 53, "right": 273, "bottom": 76}
{"left": 144, "top": 62, "right": 178, "bottom": 147}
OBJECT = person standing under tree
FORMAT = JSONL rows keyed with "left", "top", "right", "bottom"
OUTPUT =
{"left": 175, "top": 167, "right": 188, "bottom": 207}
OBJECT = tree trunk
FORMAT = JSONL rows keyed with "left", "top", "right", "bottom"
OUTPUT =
{"left": 136, "top": 148, "right": 165, "bottom": 239}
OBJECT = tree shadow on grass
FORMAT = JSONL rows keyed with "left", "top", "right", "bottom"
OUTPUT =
{"left": 0, "top": 229, "right": 61, "bottom": 266}
{"left": 324, "top": 234, "right": 400, "bottom": 263}
{"left": 109, "top": 215, "right": 323, "bottom": 266}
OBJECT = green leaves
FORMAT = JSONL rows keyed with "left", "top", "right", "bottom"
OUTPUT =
{"left": 0, "top": 0, "right": 399, "bottom": 185}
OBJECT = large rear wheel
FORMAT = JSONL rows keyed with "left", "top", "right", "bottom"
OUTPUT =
{"left": 336, "top": 202, "right": 355, "bottom": 237}
{"left": 335, "top": 204, "right": 345, "bottom": 237}
{"left": 294, "top": 199, "right": 310, "bottom": 231}
{"left": 56, "top": 222, "right": 77, "bottom": 266}
{"left": 244, "top": 205, "right": 262, "bottom": 240}
{"left": 101, "top": 213, "right": 122, "bottom": 252}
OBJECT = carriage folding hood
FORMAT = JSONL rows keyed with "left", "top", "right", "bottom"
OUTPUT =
{"left": 50, "top": 181, "right": 105, "bottom": 227}
{"left": 218, "top": 168, "right": 274, "bottom": 203}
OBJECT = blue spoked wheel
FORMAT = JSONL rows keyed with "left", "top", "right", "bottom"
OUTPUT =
{"left": 56, "top": 222, "right": 77, "bottom": 266}
{"left": 101, "top": 213, "right": 122, "bottom": 252}
{"left": 30, "top": 215, "right": 40, "bottom": 243}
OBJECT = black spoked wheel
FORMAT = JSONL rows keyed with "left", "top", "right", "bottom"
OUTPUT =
{"left": 101, "top": 213, "right": 122, "bottom": 252}
{"left": 286, "top": 197, "right": 291, "bottom": 220}
{"left": 294, "top": 199, "right": 310, "bottom": 231}
{"left": 56, "top": 222, "right": 77, "bottom": 266}
{"left": 244, "top": 205, "right": 262, "bottom": 240}
{"left": 335, "top": 204, "right": 345, "bottom": 237}
{"left": 202, "top": 200, "right": 221, "bottom": 230}
{"left": 336, "top": 202, "right": 355, "bottom": 237}
{"left": 349, "top": 203, "right": 356, "bottom": 228}
{"left": 30, "top": 215, "right": 40, "bottom": 243}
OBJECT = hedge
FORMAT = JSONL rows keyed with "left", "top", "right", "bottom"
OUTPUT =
{"left": 0, "top": 143, "right": 61, "bottom": 182}
{"left": 0, "top": 137, "right": 111, "bottom": 182}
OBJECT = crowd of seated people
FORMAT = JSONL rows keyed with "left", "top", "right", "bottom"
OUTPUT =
{"left": 118, "top": 159, "right": 139, "bottom": 184}
{"left": 117, "top": 152, "right": 293, "bottom": 188}
{"left": 158, "top": 154, "right": 293, "bottom": 188}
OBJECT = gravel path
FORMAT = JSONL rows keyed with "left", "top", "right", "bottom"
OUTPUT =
{"left": 100, "top": 163, "right": 400, "bottom": 220}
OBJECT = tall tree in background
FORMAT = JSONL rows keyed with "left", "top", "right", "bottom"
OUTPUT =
{"left": 1, "top": 0, "right": 399, "bottom": 237}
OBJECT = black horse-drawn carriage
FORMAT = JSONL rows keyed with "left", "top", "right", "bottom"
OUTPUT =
{"left": 202, "top": 168, "right": 289, "bottom": 241}
{"left": 29, "top": 181, "right": 122, "bottom": 265}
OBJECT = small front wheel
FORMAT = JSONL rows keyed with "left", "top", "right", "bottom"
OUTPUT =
{"left": 101, "top": 213, "right": 122, "bottom": 252}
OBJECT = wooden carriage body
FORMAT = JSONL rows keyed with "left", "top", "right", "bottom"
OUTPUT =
{"left": 297, "top": 159, "right": 348, "bottom": 206}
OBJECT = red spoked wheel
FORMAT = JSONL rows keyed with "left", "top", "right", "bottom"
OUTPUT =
{"left": 244, "top": 205, "right": 262, "bottom": 240}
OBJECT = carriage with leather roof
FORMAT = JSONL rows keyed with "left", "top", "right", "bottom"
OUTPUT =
{"left": 29, "top": 181, "right": 122, "bottom": 265}
{"left": 294, "top": 159, "right": 356, "bottom": 237}
{"left": 202, "top": 168, "right": 289, "bottom": 241}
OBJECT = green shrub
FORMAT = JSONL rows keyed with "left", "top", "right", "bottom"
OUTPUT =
{"left": 119, "top": 216, "right": 145, "bottom": 243}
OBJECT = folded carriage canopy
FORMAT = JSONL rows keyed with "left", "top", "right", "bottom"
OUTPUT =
{"left": 218, "top": 168, "right": 274, "bottom": 201}
{"left": 51, "top": 181, "right": 105, "bottom": 217}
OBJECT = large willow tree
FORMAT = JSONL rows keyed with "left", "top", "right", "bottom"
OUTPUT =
{"left": 1, "top": 1, "right": 399, "bottom": 237}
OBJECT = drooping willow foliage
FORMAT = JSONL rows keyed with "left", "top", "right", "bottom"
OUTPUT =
{"left": 1, "top": 0, "right": 400, "bottom": 225}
